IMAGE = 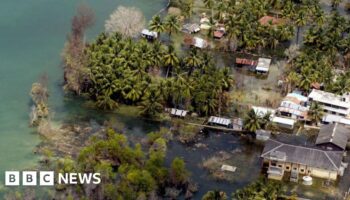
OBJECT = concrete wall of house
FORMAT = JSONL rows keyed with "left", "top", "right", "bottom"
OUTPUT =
{"left": 266, "top": 159, "right": 338, "bottom": 180}
{"left": 309, "top": 167, "right": 338, "bottom": 180}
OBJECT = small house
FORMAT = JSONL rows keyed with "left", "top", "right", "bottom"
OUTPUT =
{"left": 213, "top": 27, "right": 225, "bottom": 39}
{"left": 255, "top": 58, "right": 271, "bottom": 74}
{"left": 208, "top": 116, "right": 232, "bottom": 128}
{"left": 182, "top": 23, "right": 201, "bottom": 34}
{"left": 214, "top": 30, "right": 224, "bottom": 39}
{"left": 235, "top": 58, "right": 258, "bottom": 68}
{"left": 277, "top": 92, "right": 309, "bottom": 120}
{"left": 191, "top": 37, "right": 208, "bottom": 49}
{"left": 170, "top": 108, "right": 188, "bottom": 118}
{"left": 141, "top": 29, "right": 158, "bottom": 40}
{"left": 261, "top": 139, "right": 344, "bottom": 181}
{"left": 272, "top": 116, "right": 295, "bottom": 129}
{"left": 316, "top": 123, "right": 350, "bottom": 151}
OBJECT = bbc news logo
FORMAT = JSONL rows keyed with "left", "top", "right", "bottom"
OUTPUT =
{"left": 5, "top": 171, "right": 101, "bottom": 186}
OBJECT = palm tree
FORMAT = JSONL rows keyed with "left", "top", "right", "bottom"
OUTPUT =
{"left": 139, "top": 86, "right": 164, "bottom": 117}
{"left": 96, "top": 91, "right": 118, "bottom": 110}
{"left": 331, "top": 0, "right": 342, "bottom": 9}
{"left": 295, "top": 9, "right": 308, "bottom": 44}
{"left": 163, "top": 45, "right": 180, "bottom": 77}
{"left": 149, "top": 15, "right": 165, "bottom": 38}
{"left": 164, "top": 15, "right": 180, "bottom": 39}
{"left": 184, "top": 48, "right": 202, "bottom": 75}
{"left": 202, "top": 190, "right": 227, "bottom": 200}
{"left": 243, "top": 109, "right": 261, "bottom": 132}
{"left": 308, "top": 102, "right": 324, "bottom": 125}
{"left": 203, "top": 0, "right": 214, "bottom": 17}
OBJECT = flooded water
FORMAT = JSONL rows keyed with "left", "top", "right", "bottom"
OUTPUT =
{"left": 0, "top": 0, "right": 164, "bottom": 189}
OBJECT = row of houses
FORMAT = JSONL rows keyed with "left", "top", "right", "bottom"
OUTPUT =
{"left": 253, "top": 89, "right": 350, "bottom": 130}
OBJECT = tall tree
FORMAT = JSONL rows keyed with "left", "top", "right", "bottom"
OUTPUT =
{"left": 149, "top": 15, "right": 165, "bottom": 38}
{"left": 308, "top": 102, "right": 324, "bottom": 125}
{"left": 164, "top": 15, "right": 180, "bottom": 38}
{"left": 105, "top": 6, "right": 145, "bottom": 38}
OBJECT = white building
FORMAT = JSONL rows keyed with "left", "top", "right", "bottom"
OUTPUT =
{"left": 192, "top": 37, "right": 208, "bottom": 49}
{"left": 278, "top": 93, "right": 308, "bottom": 120}
{"left": 141, "top": 29, "right": 158, "bottom": 40}
{"left": 272, "top": 116, "right": 295, "bottom": 129}
{"left": 255, "top": 58, "right": 271, "bottom": 74}
{"left": 308, "top": 89, "right": 350, "bottom": 118}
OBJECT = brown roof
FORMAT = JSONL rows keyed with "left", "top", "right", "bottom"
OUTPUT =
{"left": 213, "top": 31, "right": 224, "bottom": 38}
{"left": 259, "top": 16, "right": 283, "bottom": 26}
{"left": 236, "top": 58, "right": 257, "bottom": 66}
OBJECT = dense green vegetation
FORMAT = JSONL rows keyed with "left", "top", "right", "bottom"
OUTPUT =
{"left": 84, "top": 33, "right": 232, "bottom": 116}
{"left": 52, "top": 129, "right": 192, "bottom": 199}
{"left": 232, "top": 178, "right": 282, "bottom": 200}
{"left": 285, "top": 11, "right": 350, "bottom": 94}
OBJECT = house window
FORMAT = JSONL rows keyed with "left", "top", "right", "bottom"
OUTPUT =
{"left": 300, "top": 169, "right": 304, "bottom": 172}
{"left": 286, "top": 166, "right": 290, "bottom": 170}
{"left": 278, "top": 165, "right": 282, "bottom": 168}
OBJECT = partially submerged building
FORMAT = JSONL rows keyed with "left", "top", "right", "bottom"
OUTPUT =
{"left": 208, "top": 116, "right": 232, "bottom": 128}
{"left": 235, "top": 58, "right": 257, "bottom": 68}
{"left": 182, "top": 23, "right": 201, "bottom": 34}
{"left": 316, "top": 123, "right": 350, "bottom": 151}
{"left": 272, "top": 116, "right": 295, "bottom": 129}
{"left": 191, "top": 37, "right": 208, "bottom": 49}
{"left": 278, "top": 92, "right": 309, "bottom": 120}
{"left": 261, "top": 139, "right": 345, "bottom": 181}
{"left": 141, "top": 29, "right": 158, "bottom": 40}
{"left": 169, "top": 108, "right": 188, "bottom": 118}
{"left": 255, "top": 58, "right": 272, "bottom": 74}
{"left": 308, "top": 89, "right": 350, "bottom": 118}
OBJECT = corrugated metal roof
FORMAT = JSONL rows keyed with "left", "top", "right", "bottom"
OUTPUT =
{"left": 208, "top": 116, "right": 231, "bottom": 126}
{"left": 316, "top": 123, "right": 350, "bottom": 150}
{"left": 262, "top": 139, "right": 343, "bottom": 171}
{"left": 255, "top": 58, "right": 271, "bottom": 72}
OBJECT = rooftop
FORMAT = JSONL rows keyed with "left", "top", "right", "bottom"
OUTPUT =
{"left": 192, "top": 37, "right": 208, "bottom": 49}
{"left": 308, "top": 89, "right": 350, "bottom": 110}
{"left": 208, "top": 116, "right": 231, "bottom": 126}
{"left": 316, "top": 123, "right": 350, "bottom": 150}
{"left": 141, "top": 29, "right": 158, "bottom": 38}
{"left": 259, "top": 16, "right": 283, "bottom": 26}
{"left": 262, "top": 139, "right": 343, "bottom": 171}
{"left": 255, "top": 58, "right": 271, "bottom": 72}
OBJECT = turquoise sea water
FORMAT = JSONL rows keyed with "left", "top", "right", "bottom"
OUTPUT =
{"left": 0, "top": 0, "right": 164, "bottom": 186}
